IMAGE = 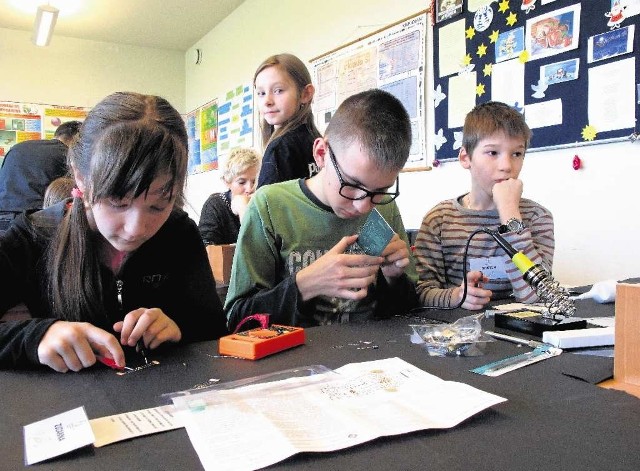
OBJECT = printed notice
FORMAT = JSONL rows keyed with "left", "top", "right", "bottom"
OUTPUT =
{"left": 172, "top": 357, "right": 507, "bottom": 471}
{"left": 23, "top": 406, "right": 94, "bottom": 465}
{"left": 90, "top": 405, "right": 182, "bottom": 447}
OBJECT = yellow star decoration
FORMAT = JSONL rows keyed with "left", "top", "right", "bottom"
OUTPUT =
{"left": 466, "top": 26, "right": 476, "bottom": 40}
{"left": 483, "top": 63, "right": 493, "bottom": 76}
{"left": 476, "top": 83, "right": 486, "bottom": 97}
{"left": 519, "top": 50, "right": 530, "bottom": 63}
{"left": 462, "top": 53, "right": 472, "bottom": 66}
{"left": 489, "top": 30, "right": 500, "bottom": 43}
{"left": 506, "top": 12, "right": 517, "bottom": 26}
{"left": 477, "top": 43, "right": 488, "bottom": 57}
{"left": 498, "top": 0, "right": 510, "bottom": 14}
{"left": 582, "top": 125, "right": 597, "bottom": 141}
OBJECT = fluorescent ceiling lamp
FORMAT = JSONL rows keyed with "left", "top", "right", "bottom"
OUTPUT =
{"left": 32, "top": 4, "right": 59, "bottom": 47}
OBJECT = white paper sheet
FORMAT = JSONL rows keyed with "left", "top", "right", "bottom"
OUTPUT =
{"left": 491, "top": 59, "right": 525, "bottom": 108}
{"left": 588, "top": 57, "right": 636, "bottom": 132}
{"left": 23, "top": 406, "right": 94, "bottom": 465}
{"left": 448, "top": 72, "right": 477, "bottom": 128}
{"left": 89, "top": 405, "right": 182, "bottom": 447}
{"left": 439, "top": 20, "right": 466, "bottom": 78}
{"left": 173, "top": 357, "right": 507, "bottom": 471}
{"left": 525, "top": 99, "right": 563, "bottom": 129}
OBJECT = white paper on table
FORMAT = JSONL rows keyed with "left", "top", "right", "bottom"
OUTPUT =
{"left": 584, "top": 317, "right": 615, "bottom": 328}
{"left": 89, "top": 405, "right": 182, "bottom": 447}
{"left": 172, "top": 357, "right": 507, "bottom": 471}
{"left": 23, "top": 406, "right": 95, "bottom": 465}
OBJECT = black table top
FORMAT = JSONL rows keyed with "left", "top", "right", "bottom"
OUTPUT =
{"left": 1, "top": 298, "right": 638, "bottom": 471}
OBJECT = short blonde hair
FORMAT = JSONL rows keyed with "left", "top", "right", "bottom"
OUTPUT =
{"left": 222, "top": 148, "right": 261, "bottom": 184}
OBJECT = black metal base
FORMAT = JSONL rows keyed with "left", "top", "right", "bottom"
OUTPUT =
{"left": 494, "top": 312, "right": 587, "bottom": 337}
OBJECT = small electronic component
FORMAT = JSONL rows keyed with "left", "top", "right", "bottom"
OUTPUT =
{"left": 218, "top": 325, "right": 305, "bottom": 360}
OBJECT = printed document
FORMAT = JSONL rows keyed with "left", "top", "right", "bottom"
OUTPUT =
{"left": 172, "top": 357, "right": 507, "bottom": 471}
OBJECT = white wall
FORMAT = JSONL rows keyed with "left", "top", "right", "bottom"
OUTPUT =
{"left": 185, "top": 0, "right": 640, "bottom": 287}
{"left": 0, "top": 27, "right": 185, "bottom": 111}
{"left": 4, "top": 2, "right": 632, "bottom": 287}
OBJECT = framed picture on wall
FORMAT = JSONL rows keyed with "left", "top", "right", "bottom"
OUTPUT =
{"left": 526, "top": 4, "right": 581, "bottom": 61}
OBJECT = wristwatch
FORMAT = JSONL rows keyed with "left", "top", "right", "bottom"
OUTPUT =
{"left": 498, "top": 217, "right": 526, "bottom": 234}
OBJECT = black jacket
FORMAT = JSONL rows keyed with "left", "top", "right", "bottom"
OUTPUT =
{"left": 256, "top": 123, "right": 319, "bottom": 188}
{"left": 198, "top": 190, "right": 240, "bottom": 245}
{"left": 0, "top": 139, "right": 69, "bottom": 213}
{"left": 0, "top": 201, "right": 228, "bottom": 368}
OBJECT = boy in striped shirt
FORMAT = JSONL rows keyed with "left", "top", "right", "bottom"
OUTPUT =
{"left": 414, "top": 102, "right": 554, "bottom": 310}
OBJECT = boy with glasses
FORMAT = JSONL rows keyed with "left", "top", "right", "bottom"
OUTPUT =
{"left": 225, "top": 89, "right": 417, "bottom": 331}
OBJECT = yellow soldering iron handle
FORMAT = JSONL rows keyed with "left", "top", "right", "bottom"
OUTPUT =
{"left": 512, "top": 252, "right": 535, "bottom": 275}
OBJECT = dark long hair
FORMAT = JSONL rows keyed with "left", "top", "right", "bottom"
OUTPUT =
{"left": 46, "top": 92, "right": 188, "bottom": 322}
{"left": 254, "top": 53, "right": 321, "bottom": 149}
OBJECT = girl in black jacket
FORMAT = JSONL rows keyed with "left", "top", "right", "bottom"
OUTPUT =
{"left": 0, "top": 92, "right": 228, "bottom": 371}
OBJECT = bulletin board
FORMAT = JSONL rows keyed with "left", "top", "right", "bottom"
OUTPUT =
{"left": 432, "top": 0, "right": 640, "bottom": 160}
{"left": 309, "top": 10, "right": 430, "bottom": 171}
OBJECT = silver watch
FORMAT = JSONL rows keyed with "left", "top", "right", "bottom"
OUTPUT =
{"left": 498, "top": 217, "right": 525, "bottom": 234}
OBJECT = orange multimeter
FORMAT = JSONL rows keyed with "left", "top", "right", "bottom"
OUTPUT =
{"left": 218, "top": 325, "right": 305, "bottom": 360}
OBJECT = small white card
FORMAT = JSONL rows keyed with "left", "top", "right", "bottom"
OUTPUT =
{"left": 23, "top": 406, "right": 95, "bottom": 465}
{"left": 90, "top": 405, "right": 182, "bottom": 447}
{"left": 469, "top": 256, "right": 508, "bottom": 281}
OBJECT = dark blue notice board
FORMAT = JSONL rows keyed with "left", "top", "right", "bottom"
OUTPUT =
{"left": 433, "top": 0, "right": 640, "bottom": 160}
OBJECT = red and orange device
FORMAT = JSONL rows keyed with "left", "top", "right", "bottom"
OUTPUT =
{"left": 218, "top": 325, "right": 305, "bottom": 360}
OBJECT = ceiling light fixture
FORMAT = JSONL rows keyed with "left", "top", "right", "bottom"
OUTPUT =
{"left": 32, "top": 4, "right": 59, "bottom": 47}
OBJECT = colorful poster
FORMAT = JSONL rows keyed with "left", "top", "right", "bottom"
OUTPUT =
{"left": 196, "top": 100, "right": 218, "bottom": 174}
{"left": 0, "top": 101, "right": 89, "bottom": 160}
{"left": 217, "top": 84, "right": 253, "bottom": 156}
{"left": 186, "top": 110, "right": 201, "bottom": 176}
{"left": 43, "top": 106, "right": 89, "bottom": 139}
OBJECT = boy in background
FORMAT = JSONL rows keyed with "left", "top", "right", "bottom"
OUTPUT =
{"left": 225, "top": 89, "right": 417, "bottom": 331}
{"left": 414, "top": 101, "right": 554, "bottom": 310}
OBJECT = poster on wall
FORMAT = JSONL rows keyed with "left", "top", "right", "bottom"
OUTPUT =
{"left": 194, "top": 100, "right": 218, "bottom": 175}
{"left": 310, "top": 11, "right": 429, "bottom": 171}
{"left": 0, "top": 101, "right": 89, "bottom": 160}
{"left": 217, "top": 84, "right": 254, "bottom": 157}
{"left": 43, "top": 106, "right": 89, "bottom": 139}
{"left": 186, "top": 110, "right": 201, "bottom": 175}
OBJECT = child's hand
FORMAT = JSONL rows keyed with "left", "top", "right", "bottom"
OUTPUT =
{"left": 492, "top": 178, "right": 523, "bottom": 219}
{"left": 230, "top": 194, "right": 252, "bottom": 218}
{"left": 114, "top": 308, "right": 182, "bottom": 350}
{"left": 295, "top": 234, "right": 383, "bottom": 301}
{"left": 453, "top": 270, "right": 492, "bottom": 310}
{"left": 380, "top": 234, "right": 411, "bottom": 282}
{"left": 37, "top": 321, "right": 124, "bottom": 373}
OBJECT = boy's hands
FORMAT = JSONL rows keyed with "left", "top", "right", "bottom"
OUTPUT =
{"left": 296, "top": 235, "right": 383, "bottom": 301}
{"left": 380, "top": 234, "right": 411, "bottom": 282}
{"left": 113, "top": 308, "right": 182, "bottom": 350}
{"left": 492, "top": 178, "right": 523, "bottom": 222}
{"left": 37, "top": 321, "right": 125, "bottom": 373}
{"left": 453, "top": 270, "right": 492, "bottom": 310}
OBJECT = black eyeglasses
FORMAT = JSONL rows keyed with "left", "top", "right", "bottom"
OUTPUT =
{"left": 326, "top": 143, "right": 399, "bottom": 205}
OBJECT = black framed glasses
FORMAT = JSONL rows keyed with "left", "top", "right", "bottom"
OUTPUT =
{"left": 326, "top": 143, "right": 399, "bottom": 205}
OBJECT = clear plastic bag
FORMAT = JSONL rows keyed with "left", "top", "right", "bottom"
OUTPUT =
{"left": 410, "top": 314, "right": 494, "bottom": 357}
